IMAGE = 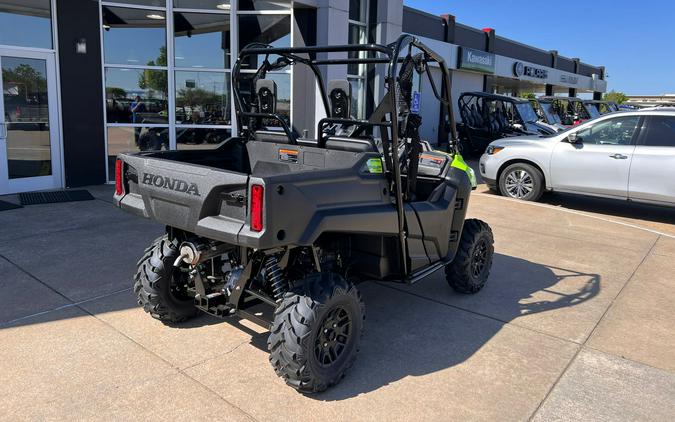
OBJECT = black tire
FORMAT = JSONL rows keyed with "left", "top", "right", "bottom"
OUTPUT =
{"left": 498, "top": 162, "right": 544, "bottom": 201}
{"left": 445, "top": 219, "right": 494, "bottom": 294}
{"left": 134, "top": 234, "right": 198, "bottom": 324}
{"left": 268, "top": 272, "right": 365, "bottom": 393}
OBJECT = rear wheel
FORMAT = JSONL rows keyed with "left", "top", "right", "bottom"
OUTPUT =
{"left": 446, "top": 219, "right": 494, "bottom": 294}
{"left": 134, "top": 234, "right": 198, "bottom": 324}
{"left": 268, "top": 272, "right": 365, "bottom": 393}
{"left": 499, "top": 162, "right": 544, "bottom": 201}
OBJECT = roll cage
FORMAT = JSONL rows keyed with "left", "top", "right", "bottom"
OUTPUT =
{"left": 232, "top": 34, "right": 459, "bottom": 277}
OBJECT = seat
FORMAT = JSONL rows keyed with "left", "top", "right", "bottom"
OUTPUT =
{"left": 324, "top": 136, "right": 378, "bottom": 153}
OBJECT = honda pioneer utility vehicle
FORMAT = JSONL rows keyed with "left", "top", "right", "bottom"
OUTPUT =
{"left": 457, "top": 92, "right": 557, "bottom": 155}
{"left": 113, "top": 35, "right": 494, "bottom": 393}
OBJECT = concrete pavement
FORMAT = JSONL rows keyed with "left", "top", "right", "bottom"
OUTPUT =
{"left": 0, "top": 185, "right": 673, "bottom": 421}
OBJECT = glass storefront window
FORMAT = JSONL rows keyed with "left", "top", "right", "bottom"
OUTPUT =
{"left": 0, "top": 0, "right": 52, "bottom": 49}
{"left": 176, "top": 128, "right": 230, "bottom": 149}
{"left": 238, "top": 15, "right": 290, "bottom": 69}
{"left": 348, "top": 77, "right": 364, "bottom": 119}
{"left": 105, "top": 68, "right": 168, "bottom": 124}
{"left": 174, "top": 0, "right": 230, "bottom": 10}
{"left": 174, "top": 12, "right": 231, "bottom": 69}
{"left": 237, "top": 72, "right": 290, "bottom": 126}
{"left": 238, "top": 0, "right": 290, "bottom": 11}
{"left": 349, "top": 0, "right": 367, "bottom": 22}
{"left": 107, "top": 126, "right": 169, "bottom": 179}
{"left": 102, "top": 6, "right": 167, "bottom": 66}
{"left": 2, "top": 56, "right": 52, "bottom": 178}
{"left": 107, "top": 0, "right": 166, "bottom": 7}
{"left": 175, "top": 71, "right": 230, "bottom": 124}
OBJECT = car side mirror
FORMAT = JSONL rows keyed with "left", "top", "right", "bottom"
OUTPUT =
{"left": 567, "top": 132, "right": 581, "bottom": 144}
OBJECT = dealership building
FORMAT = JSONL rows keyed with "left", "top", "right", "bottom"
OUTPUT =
{"left": 0, "top": 0, "right": 607, "bottom": 195}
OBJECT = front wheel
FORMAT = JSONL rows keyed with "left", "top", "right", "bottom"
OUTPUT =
{"left": 446, "top": 219, "right": 494, "bottom": 294}
{"left": 498, "top": 162, "right": 544, "bottom": 201}
{"left": 267, "top": 272, "right": 365, "bottom": 393}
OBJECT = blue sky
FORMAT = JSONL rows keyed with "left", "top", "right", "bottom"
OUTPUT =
{"left": 404, "top": 0, "right": 675, "bottom": 95}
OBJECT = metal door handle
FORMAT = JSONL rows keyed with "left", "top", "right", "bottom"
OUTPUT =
{"left": 609, "top": 153, "right": 628, "bottom": 160}
{"left": 0, "top": 122, "right": 6, "bottom": 138}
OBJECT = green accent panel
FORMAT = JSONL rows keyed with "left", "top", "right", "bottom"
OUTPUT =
{"left": 366, "top": 158, "right": 383, "bottom": 174}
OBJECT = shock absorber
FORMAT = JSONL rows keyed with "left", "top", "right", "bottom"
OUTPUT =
{"left": 265, "top": 255, "right": 287, "bottom": 301}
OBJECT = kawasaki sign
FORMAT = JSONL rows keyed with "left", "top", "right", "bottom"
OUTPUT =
{"left": 457, "top": 47, "right": 495, "bottom": 74}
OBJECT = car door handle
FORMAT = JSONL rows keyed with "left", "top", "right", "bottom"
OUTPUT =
{"left": 609, "top": 154, "right": 628, "bottom": 160}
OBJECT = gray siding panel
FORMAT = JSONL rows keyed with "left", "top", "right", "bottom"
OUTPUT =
{"left": 402, "top": 6, "right": 445, "bottom": 40}
{"left": 494, "top": 36, "right": 550, "bottom": 66}
{"left": 558, "top": 57, "right": 576, "bottom": 73}
{"left": 455, "top": 24, "right": 485, "bottom": 50}
{"left": 579, "top": 63, "right": 600, "bottom": 77}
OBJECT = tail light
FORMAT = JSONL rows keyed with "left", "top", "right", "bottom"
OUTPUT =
{"left": 250, "top": 184, "right": 264, "bottom": 232}
{"left": 115, "top": 159, "right": 125, "bottom": 196}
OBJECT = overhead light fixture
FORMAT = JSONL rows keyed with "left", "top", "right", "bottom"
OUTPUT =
{"left": 216, "top": 3, "right": 231, "bottom": 10}
{"left": 146, "top": 14, "right": 165, "bottom": 20}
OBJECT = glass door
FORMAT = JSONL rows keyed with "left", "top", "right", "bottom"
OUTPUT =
{"left": 0, "top": 48, "right": 61, "bottom": 195}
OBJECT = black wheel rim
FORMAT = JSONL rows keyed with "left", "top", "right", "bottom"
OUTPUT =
{"left": 314, "top": 306, "right": 352, "bottom": 366}
{"left": 471, "top": 239, "right": 489, "bottom": 278}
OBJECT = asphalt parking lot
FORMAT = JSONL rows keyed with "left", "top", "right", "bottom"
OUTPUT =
{"left": 1, "top": 184, "right": 674, "bottom": 421}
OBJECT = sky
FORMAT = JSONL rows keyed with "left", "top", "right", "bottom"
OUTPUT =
{"left": 404, "top": 0, "right": 675, "bottom": 95}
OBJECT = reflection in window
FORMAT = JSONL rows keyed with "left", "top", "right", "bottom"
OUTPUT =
{"left": 237, "top": 73, "right": 290, "bottom": 126}
{"left": 107, "top": 126, "right": 169, "bottom": 179}
{"left": 576, "top": 116, "right": 640, "bottom": 145}
{"left": 102, "top": 6, "right": 166, "bottom": 66}
{"left": 177, "top": 128, "right": 231, "bottom": 149}
{"left": 2, "top": 56, "right": 52, "bottom": 178}
{"left": 0, "top": 0, "right": 52, "bottom": 49}
{"left": 105, "top": 68, "right": 168, "bottom": 124}
{"left": 174, "top": 12, "right": 231, "bottom": 69}
{"left": 175, "top": 71, "right": 230, "bottom": 124}
{"left": 238, "top": 0, "right": 290, "bottom": 11}
{"left": 238, "top": 15, "right": 290, "bottom": 69}
{"left": 349, "top": 0, "right": 367, "bottom": 22}
{"left": 348, "top": 78, "right": 364, "bottom": 119}
{"left": 174, "top": 0, "right": 230, "bottom": 10}
{"left": 107, "top": 0, "right": 166, "bottom": 7}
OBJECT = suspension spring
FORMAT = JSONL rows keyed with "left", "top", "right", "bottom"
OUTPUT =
{"left": 265, "top": 255, "right": 287, "bottom": 301}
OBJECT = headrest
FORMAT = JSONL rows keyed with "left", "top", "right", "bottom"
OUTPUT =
{"left": 256, "top": 79, "right": 277, "bottom": 114}
{"left": 328, "top": 80, "right": 351, "bottom": 119}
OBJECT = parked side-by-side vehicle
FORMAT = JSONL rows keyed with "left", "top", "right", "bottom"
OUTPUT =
{"left": 457, "top": 92, "right": 558, "bottom": 154}
{"left": 479, "top": 109, "right": 675, "bottom": 206}
{"left": 114, "top": 36, "right": 495, "bottom": 393}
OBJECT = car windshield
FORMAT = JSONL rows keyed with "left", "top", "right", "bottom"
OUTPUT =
{"left": 515, "top": 103, "right": 539, "bottom": 123}
{"left": 539, "top": 102, "right": 562, "bottom": 124}
{"left": 585, "top": 103, "right": 601, "bottom": 118}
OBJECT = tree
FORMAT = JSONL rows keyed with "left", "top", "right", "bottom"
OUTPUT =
{"left": 106, "top": 87, "right": 127, "bottom": 99}
{"left": 2, "top": 64, "right": 47, "bottom": 99}
{"left": 138, "top": 47, "right": 167, "bottom": 98}
{"left": 603, "top": 90, "right": 628, "bottom": 104}
{"left": 519, "top": 92, "right": 536, "bottom": 100}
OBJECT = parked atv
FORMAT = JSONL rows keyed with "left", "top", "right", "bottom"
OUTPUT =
{"left": 457, "top": 92, "right": 557, "bottom": 155}
{"left": 114, "top": 36, "right": 494, "bottom": 393}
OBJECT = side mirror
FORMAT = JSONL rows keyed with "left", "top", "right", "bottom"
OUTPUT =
{"left": 567, "top": 132, "right": 581, "bottom": 144}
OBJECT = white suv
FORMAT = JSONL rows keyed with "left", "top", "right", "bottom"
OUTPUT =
{"left": 479, "top": 109, "right": 675, "bottom": 206}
